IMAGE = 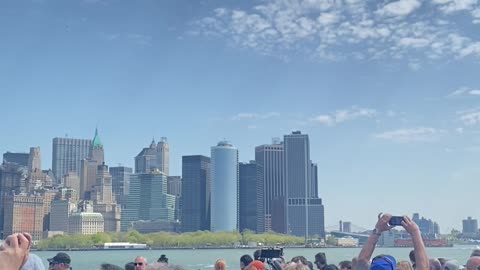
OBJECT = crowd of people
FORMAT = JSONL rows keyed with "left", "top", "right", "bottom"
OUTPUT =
{"left": 1, "top": 214, "right": 480, "bottom": 270}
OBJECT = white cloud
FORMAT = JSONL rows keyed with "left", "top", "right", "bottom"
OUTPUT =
{"left": 310, "top": 107, "right": 376, "bottom": 126}
{"left": 231, "top": 112, "right": 280, "bottom": 120}
{"left": 458, "top": 110, "right": 480, "bottom": 125}
{"left": 456, "top": 127, "right": 464, "bottom": 133}
{"left": 447, "top": 87, "right": 480, "bottom": 97}
{"left": 398, "top": 37, "right": 431, "bottom": 48}
{"left": 374, "top": 127, "right": 445, "bottom": 142}
{"left": 432, "top": 0, "right": 478, "bottom": 14}
{"left": 377, "top": 0, "right": 422, "bottom": 17}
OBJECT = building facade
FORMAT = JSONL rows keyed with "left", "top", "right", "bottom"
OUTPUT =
{"left": 463, "top": 217, "right": 478, "bottom": 235}
{"left": 0, "top": 163, "right": 28, "bottom": 235}
{"left": 210, "top": 141, "right": 239, "bottom": 232}
{"left": 52, "top": 137, "right": 91, "bottom": 183}
{"left": 239, "top": 161, "right": 257, "bottom": 232}
{"left": 68, "top": 212, "right": 104, "bottom": 235}
{"left": 156, "top": 137, "right": 170, "bottom": 176}
{"left": 28, "top": 147, "right": 41, "bottom": 172}
{"left": 50, "top": 199, "right": 77, "bottom": 233}
{"left": 3, "top": 194, "right": 44, "bottom": 241}
{"left": 3, "top": 152, "right": 29, "bottom": 167}
{"left": 91, "top": 164, "right": 121, "bottom": 232}
{"left": 109, "top": 166, "right": 132, "bottom": 205}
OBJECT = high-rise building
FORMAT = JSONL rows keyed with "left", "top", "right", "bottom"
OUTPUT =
{"left": 310, "top": 162, "right": 319, "bottom": 198}
{"left": 64, "top": 172, "right": 80, "bottom": 195}
{"left": 28, "top": 147, "right": 41, "bottom": 172}
{"left": 463, "top": 217, "right": 478, "bottom": 235}
{"left": 167, "top": 176, "right": 182, "bottom": 221}
{"left": 50, "top": 199, "right": 77, "bottom": 233}
{"left": 0, "top": 163, "right": 28, "bottom": 235}
{"left": 255, "top": 143, "right": 286, "bottom": 234}
{"left": 239, "top": 161, "right": 257, "bottom": 232}
{"left": 69, "top": 212, "right": 104, "bottom": 235}
{"left": 42, "top": 189, "right": 59, "bottom": 231}
{"left": 121, "top": 171, "right": 175, "bottom": 231}
{"left": 181, "top": 155, "right": 211, "bottom": 232}
{"left": 3, "top": 194, "right": 44, "bottom": 241}
{"left": 135, "top": 140, "right": 157, "bottom": 174}
{"left": 52, "top": 137, "right": 91, "bottom": 183}
{"left": 411, "top": 213, "right": 438, "bottom": 238}
{"left": 109, "top": 166, "right": 132, "bottom": 205}
{"left": 342, "top": 222, "right": 352, "bottom": 233}
{"left": 26, "top": 170, "right": 54, "bottom": 192}
{"left": 92, "top": 164, "right": 121, "bottom": 232}
{"left": 3, "top": 152, "right": 29, "bottom": 167}
{"left": 284, "top": 131, "right": 325, "bottom": 238}
{"left": 156, "top": 137, "right": 170, "bottom": 176}
{"left": 210, "top": 141, "right": 239, "bottom": 232}
{"left": 79, "top": 129, "right": 104, "bottom": 199}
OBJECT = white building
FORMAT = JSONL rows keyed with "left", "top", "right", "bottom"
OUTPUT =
{"left": 68, "top": 212, "right": 104, "bottom": 235}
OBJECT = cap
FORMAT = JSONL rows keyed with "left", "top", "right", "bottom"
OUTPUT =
{"left": 371, "top": 255, "right": 396, "bottom": 270}
{"left": 444, "top": 260, "right": 463, "bottom": 270}
{"left": 249, "top": 260, "right": 265, "bottom": 270}
{"left": 47, "top": 252, "right": 71, "bottom": 264}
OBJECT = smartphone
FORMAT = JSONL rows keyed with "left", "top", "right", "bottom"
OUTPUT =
{"left": 388, "top": 216, "right": 404, "bottom": 226}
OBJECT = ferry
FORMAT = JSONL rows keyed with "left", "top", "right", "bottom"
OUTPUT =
{"left": 101, "top": 242, "right": 149, "bottom": 250}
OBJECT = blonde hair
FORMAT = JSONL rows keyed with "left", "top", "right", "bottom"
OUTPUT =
{"left": 397, "top": 261, "right": 413, "bottom": 270}
{"left": 284, "top": 262, "right": 310, "bottom": 270}
{"left": 215, "top": 259, "right": 227, "bottom": 270}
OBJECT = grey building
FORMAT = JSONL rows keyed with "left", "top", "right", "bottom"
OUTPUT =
{"left": 255, "top": 143, "right": 286, "bottom": 234}
{"left": 80, "top": 129, "right": 104, "bottom": 199}
{"left": 181, "top": 155, "right": 210, "bottom": 232}
{"left": 109, "top": 166, "right": 133, "bottom": 205}
{"left": 156, "top": 137, "right": 170, "bottom": 176}
{"left": 135, "top": 138, "right": 170, "bottom": 175}
{"left": 463, "top": 217, "right": 478, "bottom": 235}
{"left": 121, "top": 171, "right": 175, "bottom": 231}
{"left": 239, "top": 161, "right": 257, "bottom": 232}
{"left": 284, "top": 131, "right": 325, "bottom": 238}
{"left": 3, "top": 152, "right": 29, "bottom": 167}
{"left": 28, "top": 147, "right": 42, "bottom": 172}
{"left": 0, "top": 163, "right": 28, "bottom": 235}
{"left": 167, "top": 176, "right": 182, "bottom": 221}
{"left": 52, "top": 137, "right": 91, "bottom": 183}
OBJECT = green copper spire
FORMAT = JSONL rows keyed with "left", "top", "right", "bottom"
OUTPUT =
{"left": 92, "top": 128, "right": 103, "bottom": 149}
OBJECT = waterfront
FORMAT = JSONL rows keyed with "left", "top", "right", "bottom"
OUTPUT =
{"left": 33, "top": 246, "right": 479, "bottom": 269}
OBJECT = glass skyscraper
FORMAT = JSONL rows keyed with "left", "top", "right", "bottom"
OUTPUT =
{"left": 239, "top": 161, "right": 257, "bottom": 232}
{"left": 52, "top": 137, "right": 91, "bottom": 183}
{"left": 210, "top": 141, "right": 238, "bottom": 232}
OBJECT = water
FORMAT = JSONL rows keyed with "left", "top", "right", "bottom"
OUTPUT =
{"left": 33, "top": 246, "right": 478, "bottom": 270}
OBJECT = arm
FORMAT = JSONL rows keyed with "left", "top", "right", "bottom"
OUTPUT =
{"left": 402, "top": 216, "right": 428, "bottom": 270}
{"left": 356, "top": 214, "right": 393, "bottom": 270}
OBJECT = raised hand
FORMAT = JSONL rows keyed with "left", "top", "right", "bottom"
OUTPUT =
{"left": 0, "top": 233, "right": 31, "bottom": 270}
{"left": 401, "top": 216, "right": 420, "bottom": 235}
{"left": 375, "top": 213, "right": 394, "bottom": 232}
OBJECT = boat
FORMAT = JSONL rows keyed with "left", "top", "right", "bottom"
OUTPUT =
{"left": 101, "top": 242, "right": 148, "bottom": 250}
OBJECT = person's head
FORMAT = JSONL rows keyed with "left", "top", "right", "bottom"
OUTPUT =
{"left": 285, "top": 263, "right": 310, "bottom": 270}
{"left": 371, "top": 255, "right": 397, "bottom": 270}
{"left": 315, "top": 253, "right": 327, "bottom": 270}
{"left": 409, "top": 251, "right": 416, "bottom": 265}
{"left": 48, "top": 252, "right": 71, "bottom": 270}
{"left": 215, "top": 259, "right": 227, "bottom": 270}
{"left": 466, "top": 257, "right": 480, "bottom": 270}
{"left": 339, "top": 261, "right": 352, "bottom": 270}
{"left": 307, "top": 261, "right": 314, "bottom": 270}
{"left": 292, "top": 256, "right": 308, "bottom": 266}
{"left": 100, "top": 263, "right": 123, "bottom": 270}
{"left": 22, "top": 254, "right": 44, "bottom": 270}
{"left": 254, "top": 250, "right": 262, "bottom": 261}
{"left": 125, "top": 262, "right": 136, "bottom": 270}
{"left": 158, "top": 255, "right": 168, "bottom": 264}
{"left": 438, "top": 259, "right": 447, "bottom": 267}
{"left": 135, "top": 256, "right": 148, "bottom": 270}
{"left": 324, "top": 264, "right": 339, "bottom": 270}
{"left": 396, "top": 261, "right": 413, "bottom": 270}
{"left": 246, "top": 261, "right": 265, "bottom": 270}
{"left": 240, "top": 255, "right": 254, "bottom": 270}
{"left": 472, "top": 250, "right": 480, "bottom": 258}
{"left": 443, "top": 260, "right": 462, "bottom": 270}
{"left": 430, "top": 259, "right": 442, "bottom": 270}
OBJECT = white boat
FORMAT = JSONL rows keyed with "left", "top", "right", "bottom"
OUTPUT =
{"left": 102, "top": 242, "right": 148, "bottom": 250}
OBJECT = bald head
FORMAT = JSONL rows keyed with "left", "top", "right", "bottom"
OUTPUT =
{"left": 466, "top": 257, "right": 480, "bottom": 270}
{"left": 135, "top": 257, "right": 148, "bottom": 270}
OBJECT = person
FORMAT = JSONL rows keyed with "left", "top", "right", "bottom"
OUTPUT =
{"left": 324, "top": 265, "right": 339, "bottom": 270}
{"left": 254, "top": 250, "right": 262, "bottom": 262}
{"left": 314, "top": 253, "right": 327, "bottom": 270}
{"left": 125, "top": 262, "right": 135, "bottom": 270}
{"left": 292, "top": 256, "right": 308, "bottom": 266}
{"left": 99, "top": 263, "right": 123, "bottom": 270}
{"left": 22, "top": 253, "right": 45, "bottom": 270}
{"left": 465, "top": 257, "right": 480, "bottom": 270}
{"left": 215, "top": 259, "right": 227, "bottom": 270}
{"left": 397, "top": 261, "right": 413, "bottom": 270}
{"left": 471, "top": 250, "right": 480, "bottom": 258}
{"left": 443, "top": 260, "right": 462, "bottom": 270}
{"left": 429, "top": 259, "right": 441, "bottom": 270}
{"left": 355, "top": 213, "right": 428, "bottom": 270}
{"left": 240, "top": 255, "right": 254, "bottom": 270}
{"left": 285, "top": 262, "right": 310, "bottom": 270}
{"left": 246, "top": 261, "right": 265, "bottom": 270}
{"left": 437, "top": 259, "right": 446, "bottom": 268}
{"left": 158, "top": 255, "right": 168, "bottom": 265}
{"left": 47, "top": 252, "right": 71, "bottom": 270}
{"left": 339, "top": 261, "right": 352, "bottom": 270}
{"left": 134, "top": 256, "right": 148, "bottom": 270}
{"left": 409, "top": 251, "right": 416, "bottom": 269}
{"left": 307, "top": 261, "right": 314, "bottom": 270}
{"left": 0, "top": 233, "right": 31, "bottom": 270}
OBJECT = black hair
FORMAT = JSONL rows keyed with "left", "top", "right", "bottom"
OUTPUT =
{"left": 254, "top": 250, "right": 262, "bottom": 260}
{"left": 125, "top": 262, "right": 135, "bottom": 270}
{"left": 158, "top": 255, "right": 169, "bottom": 263}
{"left": 315, "top": 253, "right": 327, "bottom": 265}
{"left": 100, "top": 263, "right": 124, "bottom": 270}
{"left": 339, "top": 261, "right": 352, "bottom": 270}
{"left": 241, "top": 255, "right": 254, "bottom": 267}
{"left": 291, "top": 256, "right": 308, "bottom": 265}
{"left": 307, "top": 261, "right": 314, "bottom": 270}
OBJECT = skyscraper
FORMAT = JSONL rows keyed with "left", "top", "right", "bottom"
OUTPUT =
{"left": 92, "top": 164, "right": 121, "bottom": 232}
{"left": 181, "top": 155, "right": 210, "bottom": 232}
{"left": 121, "top": 170, "right": 175, "bottom": 231}
{"left": 167, "top": 176, "right": 182, "bottom": 221}
{"left": 463, "top": 217, "right": 478, "bottom": 236}
{"left": 28, "top": 147, "right": 41, "bottom": 172}
{"left": 255, "top": 143, "right": 286, "bottom": 234}
{"left": 156, "top": 137, "right": 170, "bottom": 176}
{"left": 79, "top": 129, "right": 104, "bottom": 199}
{"left": 0, "top": 163, "right": 28, "bottom": 235}
{"left": 210, "top": 141, "right": 239, "bottom": 232}
{"left": 52, "top": 137, "right": 91, "bottom": 183}
{"left": 134, "top": 140, "right": 157, "bottom": 173}
{"left": 3, "top": 194, "right": 44, "bottom": 241}
{"left": 239, "top": 161, "right": 257, "bottom": 232}
{"left": 109, "top": 166, "right": 133, "bottom": 205}
{"left": 284, "top": 131, "right": 325, "bottom": 238}
{"left": 3, "top": 152, "right": 29, "bottom": 167}
{"left": 90, "top": 128, "right": 104, "bottom": 165}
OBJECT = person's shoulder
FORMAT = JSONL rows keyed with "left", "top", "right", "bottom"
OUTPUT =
{"left": 22, "top": 253, "right": 45, "bottom": 270}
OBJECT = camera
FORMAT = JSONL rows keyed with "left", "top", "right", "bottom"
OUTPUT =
{"left": 260, "top": 247, "right": 283, "bottom": 259}
{"left": 388, "top": 216, "right": 404, "bottom": 226}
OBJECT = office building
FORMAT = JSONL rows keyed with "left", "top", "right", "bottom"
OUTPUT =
{"left": 0, "top": 163, "right": 28, "bottom": 234}
{"left": 28, "top": 147, "right": 41, "bottom": 172}
{"left": 167, "top": 176, "right": 182, "bottom": 220}
{"left": 181, "top": 155, "right": 210, "bottom": 232}
{"left": 121, "top": 170, "right": 175, "bottom": 231}
{"left": 68, "top": 212, "right": 104, "bottom": 235}
{"left": 52, "top": 137, "right": 91, "bottom": 183}
{"left": 156, "top": 137, "right": 170, "bottom": 175}
{"left": 239, "top": 161, "right": 257, "bottom": 232}
{"left": 463, "top": 217, "right": 478, "bottom": 235}
{"left": 255, "top": 142, "right": 286, "bottom": 233}
{"left": 3, "top": 194, "right": 44, "bottom": 241}
{"left": 3, "top": 152, "right": 29, "bottom": 167}
{"left": 92, "top": 164, "right": 121, "bottom": 232}
{"left": 109, "top": 166, "right": 132, "bottom": 205}
{"left": 210, "top": 141, "right": 239, "bottom": 232}
{"left": 50, "top": 200, "right": 77, "bottom": 233}
{"left": 63, "top": 172, "right": 80, "bottom": 195}
{"left": 79, "top": 129, "right": 104, "bottom": 199}
{"left": 134, "top": 140, "right": 157, "bottom": 173}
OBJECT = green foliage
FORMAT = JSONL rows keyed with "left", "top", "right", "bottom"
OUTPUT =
{"left": 37, "top": 231, "right": 304, "bottom": 249}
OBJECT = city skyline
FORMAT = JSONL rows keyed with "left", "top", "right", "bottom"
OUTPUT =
{"left": 1, "top": 0, "right": 480, "bottom": 232}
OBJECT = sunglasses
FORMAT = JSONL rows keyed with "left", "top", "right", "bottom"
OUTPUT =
{"left": 134, "top": 263, "right": 144, "bottom": 266}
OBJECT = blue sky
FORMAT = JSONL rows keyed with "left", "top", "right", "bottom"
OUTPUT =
{"left": 1, "top": 0, "right": 480, "bottom": 232}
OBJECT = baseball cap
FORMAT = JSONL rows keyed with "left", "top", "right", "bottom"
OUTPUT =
{"left": 444, "top": 260, "right": 464, "bottom": 270}
{"left": 47, "top": 252, "right": 71, "bottom": 264}
{"left": 371, "top": 255, "right": 396, "bottom": 270}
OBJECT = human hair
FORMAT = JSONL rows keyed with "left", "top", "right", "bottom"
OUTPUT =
{"left": 472, "top": 250, "right": 480, "bottom": 257}
{"left": 409, "top": 250, "right": 416, "bottom": 263}
{"left": 241, "top": 255, "right": 254, "bottom": 268}
{"left": 307, "top": 261, "right": 314, "bottom": 270}
{"left": 397, "top": 261, "right": 413, "bottom": 270}
{"left": 315, "top": 253, "right": 327, "bottom": 265}
{"left": 125, "top": 262, "right": 135, "bottom": 270}
{"left": 339, "top": 261, "right": 352, "bottom": 270}
{"left": 100, "top": 263, "right": 124, "bottom": 270}
{"left": 429, "top": 258, "right": 442, "bottom": 270}
{"left": 292, "top": 256, "right": 308, "bottom": 265}
{"left": 285, "top": 262, "right": 310, "bottom": 270}
{"left": 158, "top": 255, "right": 169, "bottom": 264}
{"left": 324, "top": 264, "right": 339, "bottom": 270}
{"left": 215, "top": 259, "right": 227, "bottom": 270}
{"left": 254, "top": 250, "right": 262, "bottom": 260}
